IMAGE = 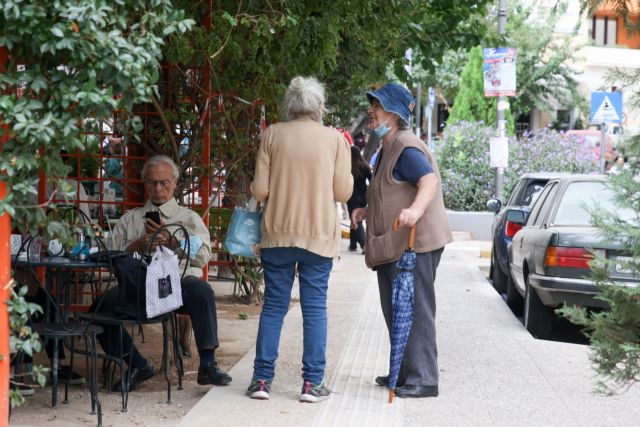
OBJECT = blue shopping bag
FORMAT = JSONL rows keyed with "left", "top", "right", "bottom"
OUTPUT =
{"left": 224, "top": 207, "right": 262, "bottom": 259}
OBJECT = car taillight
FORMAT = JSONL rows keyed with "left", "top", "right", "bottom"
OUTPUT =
{"left": 544, "top": 246, "right": 593, "bottom": 269}
{"left": 505, "top": 221, "right": 522, "bottom": 238}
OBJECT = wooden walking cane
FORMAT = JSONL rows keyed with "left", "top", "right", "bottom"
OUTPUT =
{"left": 388, "top": 218, "right": 416, "bottom": 403}
{"left": 392, "top": 218, "right": 416, "bottom": 248}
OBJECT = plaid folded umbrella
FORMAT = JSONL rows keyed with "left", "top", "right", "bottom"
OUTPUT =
{"left": 388, "top": 219, "right": 416, "bottom": 403}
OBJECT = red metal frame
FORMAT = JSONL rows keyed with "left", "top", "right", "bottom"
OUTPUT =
{"left": 0, "top": 45, "right": 11, "bottom": 426}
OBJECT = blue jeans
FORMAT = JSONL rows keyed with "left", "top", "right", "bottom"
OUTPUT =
{"left": 253, "top": 247, "right": 333, "bottom": 384}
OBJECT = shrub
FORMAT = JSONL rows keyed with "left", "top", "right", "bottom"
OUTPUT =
{"left": 436, "top": 122, "right": 599, "bottom": 211}
{"left": 436, "top": 121, "right": 496, "bottom": 211}
{"left": 505, "top": 127, "right": 599, "bottom": 195}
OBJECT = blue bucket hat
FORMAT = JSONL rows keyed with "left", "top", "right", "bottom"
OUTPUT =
{"left": 366, "top": 83, "right": 415, "bottom": 127}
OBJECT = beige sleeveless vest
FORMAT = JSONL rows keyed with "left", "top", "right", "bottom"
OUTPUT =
{"left": 365, "top": 130, "right": 452, "bottom": 268}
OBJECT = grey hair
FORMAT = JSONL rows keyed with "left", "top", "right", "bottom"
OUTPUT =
{"left": 141, "top": 155, "right": 180, "bottom": 180}
{"left": 396, "top": 115, "right": 410, "bottom": 130}
{"left": 284, "top": 76, "right": 326, "bottom": 122}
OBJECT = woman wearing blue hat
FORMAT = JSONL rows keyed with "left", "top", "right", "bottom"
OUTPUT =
{"left": 352, "top": 83, "right": 452, "bottom": 398}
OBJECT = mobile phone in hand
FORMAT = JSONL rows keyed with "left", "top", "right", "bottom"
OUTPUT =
{"left": 145, "top": 211, "right": 161, "bottom": 225}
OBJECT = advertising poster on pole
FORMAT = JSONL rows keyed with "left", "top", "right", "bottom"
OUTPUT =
{"left": 483, "top": 47, "right": 516, "bottom": 97}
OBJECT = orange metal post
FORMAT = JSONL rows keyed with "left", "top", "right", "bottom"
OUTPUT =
{"left": 0, "top": 46, "right": 11, "bottom": 426}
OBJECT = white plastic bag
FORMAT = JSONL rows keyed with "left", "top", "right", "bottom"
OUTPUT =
{"left": 145, "top": 245, "right": 183, "bottom": 318}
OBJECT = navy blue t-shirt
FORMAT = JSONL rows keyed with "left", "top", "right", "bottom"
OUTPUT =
{"left": 392, "top": 148, "right": 433, "bottom": 185}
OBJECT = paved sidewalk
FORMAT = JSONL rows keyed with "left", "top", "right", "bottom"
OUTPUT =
{"left": 179, "top": 239, "right": 640, "bottom": 427}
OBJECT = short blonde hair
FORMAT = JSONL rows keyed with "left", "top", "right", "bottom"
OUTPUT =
{"left": 284, "top": 76, "right": 326, "bottom": 122}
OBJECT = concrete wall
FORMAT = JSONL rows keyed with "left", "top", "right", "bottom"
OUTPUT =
{"left": 446, "top": 211, "right": 494, "bottom": 241}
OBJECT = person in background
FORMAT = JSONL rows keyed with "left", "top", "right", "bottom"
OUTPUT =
{"left": 353, "top": 132, "right": 367, "bottom": 152}
{"left": 352, "top": 83, "right": 452, "bottom": 399}
{"left": 104, "top": 135, "right": 124, "bottom": 197}
{"left": 93, "top": 155, "right": 231, "bottom": 392}
{"left": 247, "top": 76, "right": 352, "bottom": 402}
{"left": 348, "top": 145, "right": 371, "bottom": 253}
{"left": 336, "top": 127, "right": 353, "bottom": 145}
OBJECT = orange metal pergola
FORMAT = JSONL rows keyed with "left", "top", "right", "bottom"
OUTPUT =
{"left": 1, "top": 45, "right": 11, "bottom": 427}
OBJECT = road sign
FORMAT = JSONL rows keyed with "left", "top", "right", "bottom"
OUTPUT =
{"left": 590, "top": 92, "right": 622, "bottom": 124}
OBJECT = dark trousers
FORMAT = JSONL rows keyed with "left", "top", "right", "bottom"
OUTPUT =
{"left": 376, "top": 248, "right": 443, "bottom": 387}
{"left": 94, "top": 275, "right": 219, "bottom": 362}
{"left": 347, "top": 203, "right": 366, "bottom": 250}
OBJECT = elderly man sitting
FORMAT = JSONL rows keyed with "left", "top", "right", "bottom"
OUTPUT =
{"left": 94, "top": 155, "right": 231, "bottom": 391}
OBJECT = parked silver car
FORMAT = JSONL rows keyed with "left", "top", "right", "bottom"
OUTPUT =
{"left": 506, "top": 175, "right": 637, "bottom": 339}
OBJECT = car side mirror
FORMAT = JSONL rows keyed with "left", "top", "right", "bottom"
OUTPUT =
{"left": 506, "top": 209, "right": 526, "bottom": 225}
{"left": 486, "top": 198, "right": 502, "bottom": 213}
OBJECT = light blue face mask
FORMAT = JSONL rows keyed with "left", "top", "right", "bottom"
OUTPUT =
{"left": 374, "top": 120, "right": 391, "bottom": 138}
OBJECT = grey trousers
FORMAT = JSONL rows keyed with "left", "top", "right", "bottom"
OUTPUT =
{"left": 377, "top": 248, "right": 443, "bottom": 387}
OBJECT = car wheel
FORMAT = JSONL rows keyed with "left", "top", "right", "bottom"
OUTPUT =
{"left": 506, "top": 273, "right": 523, "bottom": 316}
{"left": 524, "top": 281, "right": 554, "bottom": 339}
{"left": 491, "top": 247, "right": 508, "bottom": 294}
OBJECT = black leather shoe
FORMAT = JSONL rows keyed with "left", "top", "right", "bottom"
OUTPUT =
{"left": 112, "top": 362, "right": 155, "bottom": 392}
{"left": 375, "top": 375, "right": 389, "bottom": 387}
{"left": 197, "top": 362, "right": 232, "bottom": 386}
{"left": 394, "top": 384, "right": 438, "bottom": 398}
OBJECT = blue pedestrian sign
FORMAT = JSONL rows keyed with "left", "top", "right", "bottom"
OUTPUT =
{"left": 590, "top": 92, "right": 622, "bottom": 124}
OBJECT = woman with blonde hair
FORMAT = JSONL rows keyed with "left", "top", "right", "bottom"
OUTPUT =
{"left": 247, "top": 76, "right": 353, "bottom": 402}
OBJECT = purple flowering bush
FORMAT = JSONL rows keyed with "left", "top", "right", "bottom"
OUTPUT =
{"left": 436, "top": 121, "right": 496, "bottom": 211}
{"left": 506, "top": 128, "right": 598, "bottom": 196}
{"left": 436, "top": 122, "right": 598, "bottom": 211}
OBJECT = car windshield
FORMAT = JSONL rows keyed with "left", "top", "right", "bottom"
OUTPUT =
{"left": 554, "top": 181, "right": 636, "bottom": 226}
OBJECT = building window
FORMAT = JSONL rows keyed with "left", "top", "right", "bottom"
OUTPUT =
{"left": 590, "top": 16, "right": 617, "bottom": 46}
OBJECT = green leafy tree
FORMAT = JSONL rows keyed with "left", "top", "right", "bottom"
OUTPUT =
{"left": 0, "top": 0, "right": 193, "bottom": 406}
{"left": 497, "top": 1, "right": 583, "bottom": 120}
{"left": 166, "top": 0, "right": 490, "bottom": 125}
{"left": 446, "top": 46, "right": 515, "bottom": 134}
{"left": 434, "top": 0, "right": 582, "bottom": 123}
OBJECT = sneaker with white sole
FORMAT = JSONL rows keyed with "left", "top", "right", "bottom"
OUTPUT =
{"left": 247, "top": 379, "right": 271, "bottom": 400}
{"left": 299, "top": 380, "right": 330, "bottom": 403}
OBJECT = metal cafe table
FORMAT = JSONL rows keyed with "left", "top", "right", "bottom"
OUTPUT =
{"left": 14, "top": 254, "right": 111, "bottom": 427}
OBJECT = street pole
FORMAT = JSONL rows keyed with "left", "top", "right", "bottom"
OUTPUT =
{"left": 600, "top": 122, "right": 607, "bottom": 174}
{"left": 426, "top": 106, "right": 433, "bottom": 149}
{"left": 495, "top": 0, "right": 508, "bottom": 201}
{"left": 415, "top": 83, "right": 422, "bottom": 137}
{"left": 426, "top": 87, "right": 435, "bottom": 150}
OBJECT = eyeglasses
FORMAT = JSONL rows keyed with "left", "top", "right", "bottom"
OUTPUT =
{"left": 144, "top": 179, "right": 174, "bottom": 188}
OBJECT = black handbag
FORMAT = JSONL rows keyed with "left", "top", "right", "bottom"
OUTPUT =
{"left": 112, "top": 253, "right": 148, "bottom": 320}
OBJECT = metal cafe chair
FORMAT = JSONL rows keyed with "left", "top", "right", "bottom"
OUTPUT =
{"left": 85, "top": 224, "right": 187, "bottom": 412}
{"left": 14, "top": 232, "right": 110, "bottom": 427}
